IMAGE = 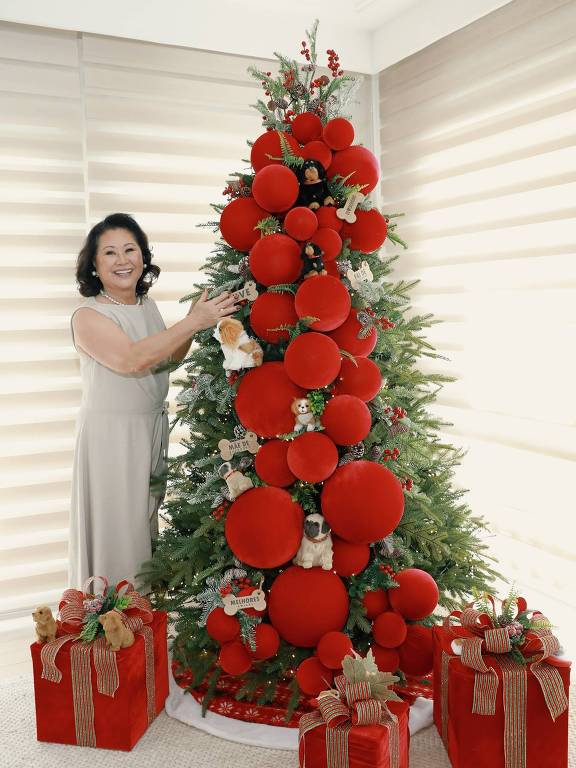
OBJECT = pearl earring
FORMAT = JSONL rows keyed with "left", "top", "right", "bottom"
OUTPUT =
{"left": 92, "top": 269, "right": 99, "bottom": 276}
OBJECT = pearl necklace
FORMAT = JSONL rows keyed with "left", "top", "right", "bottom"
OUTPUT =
{"left": 100, "top": 290, "right": 142, "bottom": 306}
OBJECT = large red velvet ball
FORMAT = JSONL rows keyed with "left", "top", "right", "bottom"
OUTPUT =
{"left": 310, "top": 227, "right": 342, "bottom": 261}
{"left": 398, "top": 625, "right": 434, "bottom": 677}
{"left": 371, "top": 645, "right": 400, "bottom": 673}
{"left": 321, "top": 461, "right": 404, "bottom": 544}
{"left": 249, "top": 233, "right": 301, "bottom": 286}
{"left": 341, "top": 209, "right": 388, "bottom": 253}
{"left": 316, "top": 206, "right": 343, "bottom": 232}
{"left": 335, "top": 356, "right": 382, "bottom": 402}
{"left": 388, "top": 569, "right": 439, "bottom": 620}
{"left": 235, "top": 362, "right": 305, "bottom": 437}
{"left": 372, "top": 611, "right": 408, "bottom": 649}
{"left": 218, "top": 639, "right": 252, "bottom": 676}
{"left": 324, "top": 261, "right": 341, "bottom": 279}
{"left": 321, "top": 394, "right": 371, "bottom": 446}
{"left": 294, "top": 276, "right": 351, "bottom": 332}
{"left": 252, "top": 165, "right": 299, "bottom": 213}
{"left": 317, "top": 631, "right": 354, "bottom": 669}
{"left": 331, "top": 537, "right": 370, "bottom": 577}
{"left": 327, "top": 145, "right": 380, "bottom": 194}
{"left": 323, "top": 118, "right": 354, "bottom": 151}
{"left": 284, "top": 206, "right": 318, "bottom": 241}
{"left": 225, "top": 486, "right": 303, "bottom": 568}
{"left": 301, "top": 140, "right": 333, "bottom": 170}
{"left": 251, "top": 130, "right": 301, "bottom": 173}
{"left": 326, "top": 308, "right": 377, "bottom": 357}
{"left": 296, "top": 657, "right": 334, "bottom": 696}
{"left": 268, "top": 566, "right": 350, "bottom": 647}
{"left": 362, "top": 588, "right": 390, "bottom": 619}
{"left": 249, "top": 623, "right": 280, "bottom": 660}
{"left": 287, "top": 432, "right": 338, "bottom": 483}
{"left": 220, "top": 197, "right": 268, "bottom": 252}
{"left": 250, "top": 291, "right": 297, "bottom": 344}
{"left": 284, "top": 332, "right": 342, "bottom": 389}
{"left": 206, "top": 607, "right": 240, "bottom": 644}
{"left": 291, "top": 112, "right": 323, "bottom": 144}
{"left": 254, "top": 439, "right": 296, "bottom": 487}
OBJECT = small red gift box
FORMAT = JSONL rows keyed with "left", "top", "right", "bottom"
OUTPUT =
{"left": 432, "top": 625, "right": 570, "bottom": 768}
{"left": 31, "top": 610, "right": 169, "bottom": 751}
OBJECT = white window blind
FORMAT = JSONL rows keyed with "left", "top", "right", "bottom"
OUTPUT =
{"left": 378, "top": 0, "right": 576, "bottom": 651}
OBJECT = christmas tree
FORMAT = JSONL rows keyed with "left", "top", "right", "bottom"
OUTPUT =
{"left": 142, "top": 21, "right": 496, "bottom": 716}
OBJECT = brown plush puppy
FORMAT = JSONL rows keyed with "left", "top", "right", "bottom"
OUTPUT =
{"left": 98, "top": 610, "right": 135, "bottom": 652}
{"left": 32, "top": 605, "right": 57, "bottom": 643}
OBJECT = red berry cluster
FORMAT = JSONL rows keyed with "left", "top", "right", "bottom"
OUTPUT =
{"left": 384, "top": 405, "right": 407, "bottom": 423}
{"left": 233, "top": 577, "right": 252, "bottom": 589}
{"left": 212, "top": 503, "right": 228, "bottom": 521}
{"left": 260, "top": 71, "right": 272, "bottom": 97}
{"left": 226, "top": 372, "right": 240, "bottom": 385}
{"left": 327, "top": 49, "right": 344, "bottom": 78}
{"left": 365, "top": 308, "right": 396, "bottom": 330}
{"left": 283, "top": 68, "right": 296, "bottom": 90}
{"left": 378, "top": 563, "right": 396, "bottom": 578}
{"left": 300, "top": 41, "right": 311, "bottom": 61}
{"left": 310, "top": 74, "right": 330, "bottom": 91}
{"left": 222, "top": 179, "right": 246, "bottom": 199}
{"left": 401, "top": 478, "right": 414, "bottom": 491}
{"left": 219, "top": 583, "right": 233, "bottom": 596}
{"left": 383, "top": 447, "right": 400, "bottom": 461}
{"left": 283, "top": 109, "right": 296, "bottom": 125}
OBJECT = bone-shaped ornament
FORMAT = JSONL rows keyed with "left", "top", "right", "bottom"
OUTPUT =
{"left": 222, "top": 580, "right": 267, "bottom": 616}
{"left": 230, "top": 280, "right": 258, "bottom": 303}
{"left": 336, "top": 191, "right": 365, "bottom": 223}
{"left": 347, "top": 260, "right": 373, "bottom": 290}
{"left": 218, "top": 431, "right": 259, "bottom": 460}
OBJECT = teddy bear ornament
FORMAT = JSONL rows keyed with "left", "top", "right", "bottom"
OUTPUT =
{"left": 213, "top": 317, "right": 263, "bottom": 371}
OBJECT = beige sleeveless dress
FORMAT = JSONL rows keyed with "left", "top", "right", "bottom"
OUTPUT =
{"left": 68, "top": 294, "right": 170, "bottom": 592}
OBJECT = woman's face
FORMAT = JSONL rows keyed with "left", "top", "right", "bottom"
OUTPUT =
{"left": 94, "top": 227, "right": 144, "bottom": 295}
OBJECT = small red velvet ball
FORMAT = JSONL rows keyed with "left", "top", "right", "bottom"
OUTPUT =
{"left": 301, "top": 140, "right": 333, "bottom": 170}
{"left": 235, "top": 361, "right": 305, "bottom": 437}
{"left": 284, "top": 332, "right": 342, "bottom": 389}
{"left": 335, "top": 356, "right": 382, "bottom": 401}
{"left": 251, "top": 130, "right": 301, "bottom": 173}
{"left": 362, "top": 588, "right": 390, "bottom": 620}
{"left": 321, "top": 394, "right": 371, "bottom": 446}
{"left": 287, "top": 432, "right": 338, "bottom": 483}
{"left": 372, "top": 611, "right": 408, "bottom": 649}
{"left": 225, "top": 486, "right": 303, "bottom": 568}
{"left": 309, "top": 227, "right": 342, "bottom": 261}
{"left": 323, "top": 118, "right": 355, "bottom": 151}
{"left": 220, "top": 197, "right": 268, "bottom": 252}
{"left": 250, "top": 291, "right": 298, "bottom": 344}
{"left": 316, "top": 206, "right": 343, "bottom": 232}
{"left": 296, "top": 657, "right": 334, "bottom": 696}
{"left": 398, "top": 625, "right": 434, "bottom": 677}
{"left": 252, "top": 165, "right": 299, "bottom": 213}
{"left": 321, "top": 461, "right": 404, "bottom": 544}
{"left": 206, "top": 607, "right": 240, "bottom": 644}
{"left": 341, "top": 208, "right": 388, "bottom": 253}
{"left": 371, "top": 644, "right": 400, "bottom": 674}
{"left": 268, "top": 566, "right": 349, "bottom": 647}
{"left": 284, "top": 206, "right": 318, "bottom": 241}
{"left": 254, "top": 439, "right": 296, "bottom": 487}
{"left": 291, "top": 112, "right": 323, "bottom": 144}
{"left": 249, "top": 233, "right": 301, "bottom": 287}
{"left": 294, "top": 275, "right": 351, "bottom": 332}
{"left": 331, "top": 537, "right": 370, "bottom": 577}
{"left": 218, "top": 639, "right": 252, "bottom": 676}
{"left": 388, "top": 569, "right": 439, "bottom": 620}
{"left": 317, "top": 631, "right": 354, "bottom": 669}
{"left": 249, "top": 623, "right": 280, "bottom": 660}
{"left": 327, "top": 145, "right": 380, "bottom": 194}
{"left": 326, "top": 308, "right": 377, "bottom": 357}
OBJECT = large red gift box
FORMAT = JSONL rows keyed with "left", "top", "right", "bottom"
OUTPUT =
{"left": 31, "top": 610, "right": 169, "bottom": 751}
{"left": 299, "top": 699, "right": 410, "bottom": 768}
{"left": 432, "top": 626, "right": 570, "bottom": 768}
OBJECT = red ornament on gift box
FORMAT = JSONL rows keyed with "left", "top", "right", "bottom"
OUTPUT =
{"left": 309, "top": 227, "right": 342, "bottom": 261}
{"left": 388, "top": 568, "right": 439, "bottom": 620}
{"left": 362, "top": 588, "right": 390, "bottom": 619}
{"left": 323, "top": 118, "right": 354, "bottom": 150}
{"left": 284, "top": 206, "right": 319, "bottom": 240}
{"left": 250, "top": 291, "right": 298, "bottom": 343}
{"left": 287, "top": 432, "right": 338, "bottom": 483}
{"left": 206, "top": 607, "right": 240, "bottom": 643}
{"left": 252, "top": 165, "right": 299, "bottom": 212}
{"left": 219, "top": 639, "right": 252, "bottom": 676}
{"left": 220, "top": 197, "right": 268, "bottom": 252}
{"left": 316, "top": 206, "right": 343, "bottom": 232}
{"left": 316, "top": 631, "right": 354, "bottom": 670}
{"left": 327, "top": 145, "right": 380, "bottom": 194}
{"left": 251, "top": 130, "right": 301, "bottom": 172}
{"left": 292, "top": 112, "right": 323, "bottom": 144}
{"left": 331, "top": 537, "right": 370, "bottom": 577}
{"left": 301, "top": 140, "right": 333, "bottom": 170}
{"left": 294, "top": 275, "right": 351, "bottom": 331}
{"left": 249, "top": 623, "right": 280, "bottom": 660}
{"left": 335, "top": 356, "right": 382, "bottom": 401}
{"left": 326, "top": 308, "right": 378, "bottom": 357}
{"left": 321, "top": 394, "right": 371, "bottom": 445}
{"left": 284, "top": 332, "right": 342, "bottom": 389}
{"left": 249, "top": 233, "right": 301, "bottom": 286}
{"left": 372, "top": 611, "right": 408, "bottom": 649}
{"left": 341, "top": 208, "right": 388, "bottom": 253}
{"left": 254, "top": 439, "right": 296, "bottom": 487}
{"left": 296, "top": 656, "right": 334, "bottom": 696}
{"left": 235, "top": 361, "right": 305, "bottom": 437}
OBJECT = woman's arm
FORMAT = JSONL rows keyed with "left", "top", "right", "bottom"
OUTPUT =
{"left": 169, "top": 336, "right": 193, "bottom": 365}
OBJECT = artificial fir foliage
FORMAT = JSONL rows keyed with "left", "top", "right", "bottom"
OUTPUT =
{"left": 141, "top": 21, "right": 497, "bottom": 717}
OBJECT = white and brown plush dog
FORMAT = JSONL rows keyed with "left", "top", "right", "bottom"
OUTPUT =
{"left": 218, "top": 461, "right": 254, "bottom": 500}
{"left": 98, "top": 610, "right": 134, "bottom": 652}
{"left": 293, "top": 513, "right": 333, "bottom": 570}
{"left": 32, "top": 606, "right": 57, "bottom": 644}
{"left": 291, "top": 397, "right": 321, "bottom": 432}
{"left": 213, "top": 317, "right": 263, "bottom": 371}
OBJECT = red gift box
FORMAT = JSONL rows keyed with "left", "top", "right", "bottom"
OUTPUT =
{"left": 31, "top": 610, "right": 169, "bottom": 750}
{"left": 432, "top": 625, "right": 570, "bottom": 768}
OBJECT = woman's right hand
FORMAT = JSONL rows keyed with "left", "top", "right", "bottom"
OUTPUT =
{"left": 186, "top": 289, "right": 239, "bottom": 331}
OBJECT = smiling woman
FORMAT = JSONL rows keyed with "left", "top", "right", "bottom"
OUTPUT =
{"left": 68, "top": 213, "right": 239, "bottom": 590}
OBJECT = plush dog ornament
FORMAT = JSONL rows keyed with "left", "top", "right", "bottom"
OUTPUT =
{"left": 218, "top": 461, "right": 254, "bottom": 499}
{"left": 213, "top": 317, "right": 263, "bottom": 371}
{"left": 296, "top": 159, "right": 335, "bottom": 210}
{"left": 293, "top": 513, "right": 333, "bottom": 569}
{"left": 32, "top": 605, "right": 57, "bottom": 644}
{"left": 98, "top": 610, "right": 135, "bottom": 652}
{"left": 292, "top": 397, "right": 321, "bottom": 432}
{"left": 300, "top": 242, "right": 327, "bottom": 280}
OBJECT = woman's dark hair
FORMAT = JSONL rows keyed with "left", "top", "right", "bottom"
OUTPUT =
{"left": 75, "top": 213, "right": 160, "bottom": 297}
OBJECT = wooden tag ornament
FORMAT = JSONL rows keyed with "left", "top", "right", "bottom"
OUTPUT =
{"left": 222, "top": 579, "right": 267, "bottom": 616}
{"left": 336, "top": 191, "right": 365, "bottom": 223}
{"left": 218, "top": 431, "right": 260, "bottom": 461}
{"left": 230, "top": 280, "right": 259, "bottom": 303}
